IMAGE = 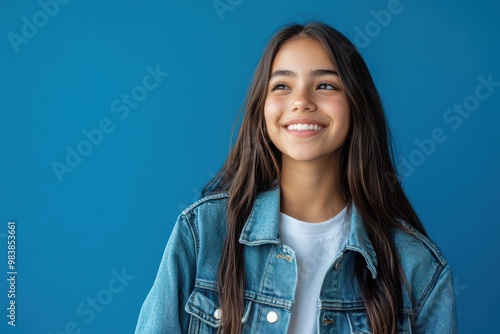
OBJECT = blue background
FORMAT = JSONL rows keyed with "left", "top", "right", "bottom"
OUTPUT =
{"left": 1, "top": 0, "right": 499, "bottom": 333}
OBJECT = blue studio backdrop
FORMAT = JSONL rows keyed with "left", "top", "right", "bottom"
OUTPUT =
{"left": 1, "top": 0, "right": 499, "bottom": 333}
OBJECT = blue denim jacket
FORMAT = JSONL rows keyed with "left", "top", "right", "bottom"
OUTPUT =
{"left": 135, "top": 186, "right": 457, "bottom": 333}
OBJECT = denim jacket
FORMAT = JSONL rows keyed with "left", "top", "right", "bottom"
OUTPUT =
{"left": 135, "top": 186, "right": 457, "bottom": 333}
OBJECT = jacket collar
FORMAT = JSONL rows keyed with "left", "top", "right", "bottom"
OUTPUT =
{"left": 239, "top": 185, "right": 378, "bottom": 278}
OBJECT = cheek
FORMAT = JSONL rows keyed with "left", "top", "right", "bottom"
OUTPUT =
{"left": 338, "top": 106, "right": 350, "bottom": 126}
{"left": 323, "top": 100, "right": 351, "bottom": 139}
{"left": 326, "top": 100, "right": 350, "bottom": 124}
{"left": 264, "top": 98, "right": 283, "bottom": 130}
{"left": 337, "top": 106, "right": 351, "bottom": 139}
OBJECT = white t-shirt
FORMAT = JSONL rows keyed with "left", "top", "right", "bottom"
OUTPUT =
{"left": 279, "top": 207, "right": 350, "bottom": 334}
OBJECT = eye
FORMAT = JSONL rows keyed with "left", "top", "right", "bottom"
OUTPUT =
{"left": 317, "top": 82, "right": 338, "bottom": 90}
{"left": 270, "top": 82, "right": 290, "bottom": 91}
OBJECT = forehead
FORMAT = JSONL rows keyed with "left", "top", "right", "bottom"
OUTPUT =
{"left": 271, "top": 37, "right": 335, "bottom": 72}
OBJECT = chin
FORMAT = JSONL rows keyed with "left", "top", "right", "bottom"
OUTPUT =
{"left": 283, "top": 150, "right": 339, "bottom": 164}
{"left": 284, "top": 153, "right": 325, "bottom": 163}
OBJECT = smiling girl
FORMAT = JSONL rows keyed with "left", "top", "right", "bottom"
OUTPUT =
{"left": 135, "top": 22, "right": 457, "bottom": 334}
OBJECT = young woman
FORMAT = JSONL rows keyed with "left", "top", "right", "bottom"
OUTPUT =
{"left": 135, "top": 22, "right": 457, "bottom": 334}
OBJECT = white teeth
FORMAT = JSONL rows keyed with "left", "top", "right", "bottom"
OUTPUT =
{"left": 286, "top": 123, "right": 324, "bottom": 131}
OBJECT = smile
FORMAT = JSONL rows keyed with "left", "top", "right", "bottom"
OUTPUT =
{"left": 286, "top": 123, "right": 325, "bottom": 131}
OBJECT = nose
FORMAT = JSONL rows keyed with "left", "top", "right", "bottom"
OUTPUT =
{"left": 290, "top": 87, "right": 316, "bottom": 112}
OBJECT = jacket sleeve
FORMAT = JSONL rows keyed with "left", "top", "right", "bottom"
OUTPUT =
{"left": 135, "top": 213, "right": 197, "bottom": 334}
{"left": 412, "top": 263, "right": 457, "bottom": 333}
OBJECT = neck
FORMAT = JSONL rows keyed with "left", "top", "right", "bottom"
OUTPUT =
{"left": 280, "top": 154, "right": 346, "bottom": 223}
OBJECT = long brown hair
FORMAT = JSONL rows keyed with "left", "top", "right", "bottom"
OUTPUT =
{"left": 203, "top": 22, "right": 427, "bottom": 334}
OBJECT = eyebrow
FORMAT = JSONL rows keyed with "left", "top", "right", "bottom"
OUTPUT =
{"left": 269, "top": 69, "right": 339, "bottom": 80}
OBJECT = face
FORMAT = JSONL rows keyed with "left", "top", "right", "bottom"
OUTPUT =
{"left": 264, "top": 37, "right": 350, "bottom": 165}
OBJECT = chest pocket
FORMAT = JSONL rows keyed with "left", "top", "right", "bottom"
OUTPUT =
{"left": 346, "top": 310, "right": 412, "bottom": 334}
{"left": 185, "top": 287, "right": 252, "bottom": 333}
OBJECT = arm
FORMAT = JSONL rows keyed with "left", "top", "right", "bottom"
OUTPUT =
{"left": 135, "top": 214, "right": 197, "bottom": 334}
{"left": 412, "top": 264, "right": 457, "bottom": 333}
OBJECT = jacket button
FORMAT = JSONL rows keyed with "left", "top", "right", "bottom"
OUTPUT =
{"left": 335, "top": 260, "right": 342, "bottom": 270}
{"left": 266, "top": 311, "right": 279, "bottom": 323}
{"left": 214, "top": 308, "right": 222, "bottom": 320}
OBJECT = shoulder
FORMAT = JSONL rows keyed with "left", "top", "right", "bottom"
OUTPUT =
{"left": 181, "top": 192, "right": 229, "bottom": 217}
{"left": 392, "top": 220, "right": 448, "bottom": 268}
{"left": 177, "top": 192, "right": 230, "bottom": 242}
{"left": 391, "top": 220, "right": 451, "bottom": 312}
